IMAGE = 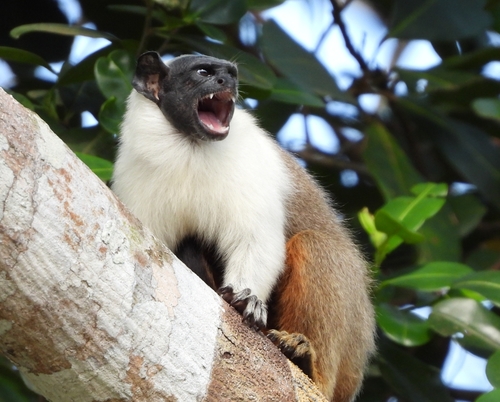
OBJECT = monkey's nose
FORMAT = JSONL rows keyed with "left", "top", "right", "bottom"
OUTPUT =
{"left": 216, "top": 74, "right": 236, "bottom": 89}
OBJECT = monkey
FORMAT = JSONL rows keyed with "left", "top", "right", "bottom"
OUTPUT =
{"left": 111, "top": 51, "right": 375, "bottom": 402}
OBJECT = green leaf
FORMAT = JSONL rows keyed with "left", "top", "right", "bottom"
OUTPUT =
{"left": 108, "top": 4, "right": 148, "bottom": 15}
{"left": 429, "top": 298, "right": 500, "bottom": 355}
{"left": 375, "top": 210, "right": 425, "bottom": 244}
{"left": 452, "top": 271, "right": 500, "bottom": 307}
{"left": 261, "top": 20, "right": 353, "bottom": 103}
{"left": 429, "top": 77, "right": 500, "bottom": 108}
{"left": 417, "top": 205, "right": 461, "bottom": 263}
{"left": 383, "top": 262, "right": 473, "bottom": 291}
{"left": 94, "top": 50, "right": 135, "bottom": 102}
{"left": 57, "top": 125, "right": 104, "bottom": 151}
{"left": 195, "top": 22, "right": 227, "bottom": 42}
{"left": 189, "top": 0, "right": 246, "bottom": 25}
{"left": 35, "top": 89, "right": 59, "bottom": 122}
{"left": 108, "top": 5, "right": 171, "bottom": 25}
{"left": 246, "top": 0, "right": 286, "bottom": 10}
{"left": 448, "top": 193, "right": 487, "bottom": 237}
{"left": 99, "top": 97, "right": 125, "bottom": 135}
{"left": 377, "top": 236, "right": 405, "bottom": 266}
{"left": 377, "top": 196, "right": 446, "bottom": 233}
{"left": 477, "top": 390, "right": 500, "bottom": 402}
{"left": 358, "top": 207, "right": 387, "bottom": 248}
{"left": 269, "top": 78, "right": 325, "bottom": 108}
{"left": 397, "top": 68, "right": 478, "bottom": 93}
{"left": 397, "top": 99, "right": 500, "bottom": 209}
{"left": 0, "top": 46, "right": 56, "bottom": 74}
{"left": 378, "top": 338, "right": 454, "bottom": 402}
{"left": 362, "top": 182, "right": 446, "bottom": 265}
{"left": 473, "top": 98, "right": 500, "bottom": 122}
{"left": 389, "top": 0, "right": 492, "bottom": 41}
{"left": 0, "top": 356, "right": 40, "bottom": 401}
{"left": 466, "top": 248, "right": 500, "bottom": 271}
{"left": 7, "top": 91, "right": 35, "bottom": 110}
{"left": 56, "top": 84, "right": 103, "bottom": 126}
{"left": 0, "top": 374, "right": 29, "bottom": 401}
{"left": 441, "top": 46, "right": 500, "bottom": 70}
{"left": 362, "top": 122, "right": 423, "bottom": 200}
{"left": 411, "top": 182, "right": 448, "bottom": 197}
{"left": 434, "top": 120, "right": 500, "bottom": 210}
{"left": 57, "top": 42, "right": 136, "bottom": 87}
{"left": 486, "top": 350, "right": 500, "bottom": 388}
{"left": 10, "top": 23, "right": 118, "bottom": 42}
{"left": 75, "top": 153, "right": 114, "bottom": 181}
{"left": 253, "top": 99, "right": 296, "bottom": 135}
{"left": 376, "top": 304, "right": 431, "bottom": 347}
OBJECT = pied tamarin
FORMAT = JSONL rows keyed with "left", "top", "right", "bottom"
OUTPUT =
{"left": 112, "top": 51, "right": 375, "bottom": 402}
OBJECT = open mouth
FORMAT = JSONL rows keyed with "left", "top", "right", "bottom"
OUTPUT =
{"left": 197, "top": 91, "right": 235, "bottom": 137}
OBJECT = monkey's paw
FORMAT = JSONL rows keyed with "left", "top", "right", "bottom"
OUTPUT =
{"left": 267, "top": 330, "right": 317, "bottom": 380}
{"left": 218, "top": 285, "right": 267, "bottom": 330}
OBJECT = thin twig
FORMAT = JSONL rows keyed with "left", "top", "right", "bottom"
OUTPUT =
{"left": 331, "top": 0, "right": 370, "bottom": 73}
{"left": 314, "top": 21, "right": 335, "bottom": 54}
{"left": 137, "top": 0, "right": 154, "bottom": 55}
{"left": 302, "top": 108, "right": 311, "bottom": 145}
{"left": 295, "top": 145, "right": 370, "bottom": 176}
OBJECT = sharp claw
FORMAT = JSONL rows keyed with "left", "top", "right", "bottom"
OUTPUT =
{"left": 218, "top": 284, "right": 235, "bottom": 303}
{"left": 217, "top": 284, "right": 233, "bottom": 294}
{"left": 232, "top": 288, "right": 251, "bottom": 304}
{"left": 217, "top": 286, "right": 267, "bottom": 329}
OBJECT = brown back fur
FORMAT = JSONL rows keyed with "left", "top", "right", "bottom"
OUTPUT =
{"left": 270, "top": 150, "right": 376, "bottom": 402}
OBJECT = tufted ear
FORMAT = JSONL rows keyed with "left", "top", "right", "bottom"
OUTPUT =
{"left": 132, "top": 51, "right": 170, "bottom": 104}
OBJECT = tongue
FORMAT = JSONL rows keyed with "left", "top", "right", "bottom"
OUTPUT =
{"left": 198, "top": 111, "right": 227, "bottom": 133}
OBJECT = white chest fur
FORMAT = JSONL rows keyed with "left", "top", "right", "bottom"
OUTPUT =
{"left": 112, "top": 91, "right": 293, "bottom": 302}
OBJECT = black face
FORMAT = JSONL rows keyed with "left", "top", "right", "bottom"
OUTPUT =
{"left": 133, "top": 51, "right": 238, "bottom": 141}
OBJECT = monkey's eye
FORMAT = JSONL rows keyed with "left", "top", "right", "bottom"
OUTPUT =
{"left": 197, "top": 68, "right": 212, "bottom": 77}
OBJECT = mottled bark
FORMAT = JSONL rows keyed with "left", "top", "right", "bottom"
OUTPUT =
{"left": 0, "top": 88, "right": 325, "bottom": 402}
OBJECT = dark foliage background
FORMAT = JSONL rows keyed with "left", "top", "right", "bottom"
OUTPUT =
{"left": 1, "top": 0, "right": 500, "bottom": 401}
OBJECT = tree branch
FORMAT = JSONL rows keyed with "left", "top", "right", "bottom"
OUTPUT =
{"left": 296, "top": 145, "right": 370, "bottom": 176}
{"left": 0, "top": 88, "right": 326, "bottom": 402}
{"left": 331, "top": 0, "right": 369, "bottom": 74}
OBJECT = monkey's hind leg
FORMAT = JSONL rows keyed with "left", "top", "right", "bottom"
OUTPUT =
{"left": 269, "top": 229, "right": 367, "bottom": 402}
{"left": 267, "top": 329, "right": 318, "bottom": 381}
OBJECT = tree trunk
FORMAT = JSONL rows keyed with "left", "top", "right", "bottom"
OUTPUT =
{"left": 0, "top": 88, "right": 326, "bottom": 402}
